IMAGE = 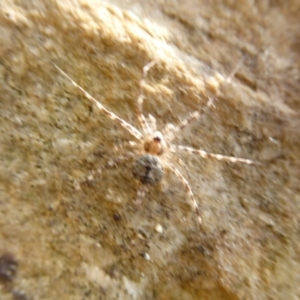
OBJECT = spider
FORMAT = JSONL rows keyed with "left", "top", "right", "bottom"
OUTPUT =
{"left": 53, "top": 61, "right": 256, "bottom": 226}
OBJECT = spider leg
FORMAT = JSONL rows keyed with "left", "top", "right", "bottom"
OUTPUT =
{"left": 171, "top": 144, "right": 258, "bottom": 165}
{"left": 166, "top": 162, "right": 202, "bottom": 226}
{"left": 135, "top": 184, "right": 149, "bottom": 205}
{"left": 165, "top": 57, "right": 245, "bottom": 142}
{"left": 113, "top": 140, "right": 138, "bottom": 152}
{"left": 148, "top": 114, "right": 157, "bottom": 133}
{"left": 136, "top": 61, "right": 157, "bottom": 135}
{"left": 165, "top": 97, "right": 215, "bottom": 141}
{"left": 167, "top": 153, "right": 191, "bottom": 180}
{"left": 81, "top": 152, "right": 137, "bottom": 186}
{"left": 53, "top": 64, "right": 143, "bottom": 140}
{"left": 223, "top": 55, "right": 245, "bottom": 85}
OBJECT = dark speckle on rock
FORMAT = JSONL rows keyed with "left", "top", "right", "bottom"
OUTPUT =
{"left": 0, "top": 253, "right": 18, "bottom": 283}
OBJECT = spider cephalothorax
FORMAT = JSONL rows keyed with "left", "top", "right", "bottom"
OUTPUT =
{"left": 144, "top": 131, "right": 166, "bottom": 156}
{"left": 54, "top": 60, "right": 256, "bottom": 225}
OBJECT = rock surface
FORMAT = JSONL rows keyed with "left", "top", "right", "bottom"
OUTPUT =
{"left": 0, "top": 0, "right": 299, "bottom": 299}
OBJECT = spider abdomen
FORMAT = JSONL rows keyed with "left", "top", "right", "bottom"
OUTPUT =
{"left": 132, "top": 154, "right": 164, "bottom": 185}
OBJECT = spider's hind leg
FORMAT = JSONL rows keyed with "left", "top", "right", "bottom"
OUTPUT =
{"left": 166, "top": 162, "right": 202, "bottom": 226}
{"left": 78, "top": 152, "right": 137, "bottom": 189}
{"left": 135, "top": 184, "right": 149, "bottom": 205}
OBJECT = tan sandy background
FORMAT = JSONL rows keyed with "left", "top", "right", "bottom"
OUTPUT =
{"left": 0, "top": 0, "right": 299, "bottom": 299}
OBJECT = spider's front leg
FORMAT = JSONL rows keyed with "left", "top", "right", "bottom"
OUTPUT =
{"left": 53, "top": 63, "right": 143, "bottom": 140}
{"left": 136, "top": 61, "right": 157, "bottom": 135}
{"left": 164, "top": 57, "right": 246, "bottom": 142}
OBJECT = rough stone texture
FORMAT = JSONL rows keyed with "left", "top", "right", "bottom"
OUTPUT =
{"left": 0, "top": 0, "right": 299, "bottom": 299}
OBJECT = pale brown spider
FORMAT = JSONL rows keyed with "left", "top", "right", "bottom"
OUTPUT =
{"left": 54, "top": 61, "right": 256, "bottom": 225}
